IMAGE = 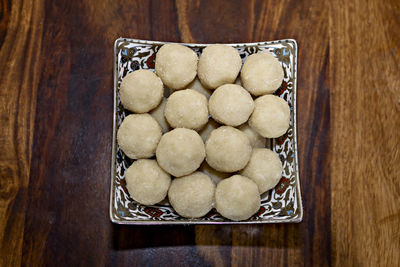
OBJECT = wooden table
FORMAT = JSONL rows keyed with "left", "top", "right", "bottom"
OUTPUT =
{"left": 1, "top": 0, "right": 399, "bottom": 266}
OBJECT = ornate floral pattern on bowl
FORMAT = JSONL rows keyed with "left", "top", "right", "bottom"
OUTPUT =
{"left": 110, "top": 38, "right": 303, "bottom": 224}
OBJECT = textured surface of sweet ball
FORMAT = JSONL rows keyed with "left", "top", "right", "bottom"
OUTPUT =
{"left": 198, "top": 44, "right": 242, "bottom": 89}
{"left": 205, "top": 126, "right": 252, "bottom": 172}
{"left": 187, "top": 77, "right": 212, "bottom": 99}
{"left": 241, "top": 52, "right": 284, "bottom": 96}
{"left": 155, "top": 43, "right": 198, "bottom": 90}
{"left": 117, "top": 114, "right": 162, "bottom": 159}
{"left": 209, "top": 84, "right": 254, "bottom": 126}
{"left": 249, "top": 95, "right": 290, "bottom": 138}
{"left": 156, "top": 128, "right": 205, "bottom": 177}
{"left": 125, "top": 159, "right": 171, "bottom": 205}
{"left": 164, "top": 89, "right": 208, "bottom": 130}
{"left": 168, "top": 172, "right": 215, "bottom": 218}
{"left": 120, "top": 69, "right": 163, "bottom": 113}
{"left": 238, "top": 123, "right": 266, "bottom": 148}
{"left": 240, "top": 148, "right": 283, "bottom": 194}
{"left": 199, "top": 161, "right": 230, "bottom": 185}
{"left": 150, "top": 97, "right": 170, "bottom": 133}
{"left": 215, "top": 175, "right": 260, "bottom": 221}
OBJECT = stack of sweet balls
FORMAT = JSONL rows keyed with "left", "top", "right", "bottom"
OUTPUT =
{"left": 117, "top": 43, "right": 290, "bottom": 221}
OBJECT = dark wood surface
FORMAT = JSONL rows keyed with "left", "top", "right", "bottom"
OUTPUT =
{"left": 0, "top": 0, "right": 398, "bottom": 266}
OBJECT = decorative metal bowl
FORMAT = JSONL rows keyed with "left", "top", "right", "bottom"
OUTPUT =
{"left": 110, "top": 38, "right": 303, "bottom": 224}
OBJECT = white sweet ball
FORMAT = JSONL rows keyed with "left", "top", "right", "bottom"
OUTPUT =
{"left": 120, "top": 69, "right": 163, "bottom": 113}
{"left": 240, "top": 148, "right": 283, "bottom": 194}
{"left": 125, "top": 159, "right": 171, "bottom": 205}
{"left": 205, "top": 126, "right": 252, "bottom": 172}
{"left": 150, "top": 97, "right": 170, "bottom": 133}
{"left": 249, "top": 95, "right": 290, "bottom": 138}
{"left": 238, "top": 123, "right": 266, "bottom": 148}
{"left": 198, "top": 44, "right": 242, "bottom": 89}
{"left": 156, "top": 128, "right": 205, "bottom": 177}
{"left": 168, "top": 172, "right": 215, "bottom": 218}
{"left": 155, "top": 43, "right": 198, "bottom": 90}
{"left": 215, "top": 175, "right": 260, "bottom": 221}
{"left": 164, "top": 89, "right": 209, "bottom": 130}
{"left": 241, "top": 52, "right": 284, "bottom": 96}
{"left": 117, "top": 114, "right": 162, "bottom": 159}
{"left": 209, "top": 84, "right": 254, "bottom": 126}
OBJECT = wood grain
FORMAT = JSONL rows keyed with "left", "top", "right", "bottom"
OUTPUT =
{"left": 0, "top": 0, "right": 44, "bottom": 266}
{"left": 330, "top": 0, "right": 400, "bottom": 266}
{"left": 0, "top": 0, "right": 398, "bottom": 266}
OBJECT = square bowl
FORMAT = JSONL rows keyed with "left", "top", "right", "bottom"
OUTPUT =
{"left": 111, "top": 38, "right": 303, "bottom": 224}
